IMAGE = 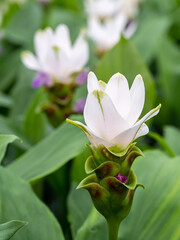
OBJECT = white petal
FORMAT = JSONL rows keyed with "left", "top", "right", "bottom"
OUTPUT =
{"left": 126, "top": 74, "right": 145, "bottom": 125}
{"left": 21, "top": 51, "right": 40, "bottom": 70}
{"left": 134, "top": 104, "right": 161, "bottom": 127}
{"left": 87, "top": 72, "right": 99, "bottom": 92}
{"left": 55, "top": 24, "right": 71, "bottom": 52}
{"left": 134, "top": 123, "right": 149, "bottom": 140}
{"left": 105, "top": 73, "right": 131, "bottom": 119}
{"left": 66, "top": 119, "right": 113, "bottom": 148}
{"left": 34, "top": 28, "right": 53, "bottom": 62}
{"left": 112, "top": 104, "right": 161, "bottom": 147}
{"left": 71, "top": 30, "right": 89, "bottom": 71}
{"left": 84, "top": 90, "right": 130, "bottom": 141}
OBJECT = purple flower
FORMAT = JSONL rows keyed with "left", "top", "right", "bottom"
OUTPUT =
{"left": 73, "top": 98, "right": 86, "bottom": 113}
{"left": 32, "top": 72, "right": 52, "bottom": 88}
{"left": 115, "top": 173, "right": 128, "bottom": 184}
{"left": 76, "top": 71, "right": 89, "bottom": 85}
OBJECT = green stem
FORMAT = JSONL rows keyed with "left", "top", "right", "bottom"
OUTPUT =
{"left": 108, "top": 220, "right": 121, "bottom": 240}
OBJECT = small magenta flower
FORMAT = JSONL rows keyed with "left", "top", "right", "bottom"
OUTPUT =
{"left": 115, "top": 173, "right": 128, "bottom": 184}
{"left": 67, "top": 72, "right": 161, "bottom": 154}
{"left": 32, "top": 72, "right": 52, "bottom": 88}
{"left": 73, "top": 98, "right": 86, "bottom": 113}
{"left": 21, "top": 24, "right": 89, "bottom": 85}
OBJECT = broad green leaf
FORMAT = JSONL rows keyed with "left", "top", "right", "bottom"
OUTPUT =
{"left": 0, "top": 167, "right": 64, "bottom": 240}
{"left": 4, "top": 2, "right": 43, "bottom": 45}
{"left": 148, "top": 132, "right": 175, "bottom": 157}
{"left": 0, "top": 135, "right": 19, "bottom": 164}
{"left": 132, "top": 14, "right": 170, "bottom": 63}
{"left": 164, "top": 126, "right": 180, "bottom": 156}
{"left": 71, "top": 148, "right": 90, "bottom": 183}
{"left": 157, "top": 38, "right": 180, "bottom": 125}
{"left": 0, "top": 93, "right": 13, "bottom": 108}
{"left": 23, "top": 89, "right": 51, "bottom": 144}
{"left": 0, "top": 115, "right": 31, "bottom": 151}
{"left": 8, "top": 115, "right": 87, "bottom": 182}
{"left": 96, "top": 37, "right": 156, "bottom": 116}
{"left": 75, "top": 207, "right": 106, "bottom": 240}
{"left": 0, "top": 220, "right": 27, "bottom": 240}
{"left": 0, "top": 50, "right": 21, "bottom": 92}
{"left": 68, "top": 183, "right": 92, "bottom": 238}
{"left": 69, "top": 150, "right": 180, "bottom": 240}
{"left": 10, "top": 65, "right": 34, "bottom": 117}
{"left": 119, "top": 150, "right": 180, "bottom": 240}
{"left": 46, "top": 7, "right": 85, "bottom": 41}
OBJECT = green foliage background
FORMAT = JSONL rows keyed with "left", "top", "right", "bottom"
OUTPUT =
{"left": 0, "top": 0, "right": 180, "bottom": 239}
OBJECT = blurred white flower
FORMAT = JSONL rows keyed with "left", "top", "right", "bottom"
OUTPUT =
{"left": 85, "top": 0, "right": 122, "bottom": 19}
{"left": 120, "top": 0, "right": 143, "bottom": 20}
{"left": 87, "top": 14, "right": 127, "bottom": 52}
{"left": 22, "top": 24, "right": 89, "bottom": 85}
{"left": 67, "top": 72, "right": 161, "bottom": 151}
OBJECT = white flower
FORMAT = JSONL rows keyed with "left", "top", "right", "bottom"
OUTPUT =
{"left": 85, "top": 0, "right": 122, "bottom": 19}
{"left": 67, "top": 72, "right": 161, "bottom": 152}
{"left": 87, "top": 14, "right": 127, "bottom": 52}
{"left": 21, "top": 24, "right": 89, "bottom": 84}
{"left": 120, "top": 0, "right": 143, "bottom": 19}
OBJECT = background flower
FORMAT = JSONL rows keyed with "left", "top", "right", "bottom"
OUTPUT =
{"left": 22, "top": 24, "right": 89, "bottom": 86}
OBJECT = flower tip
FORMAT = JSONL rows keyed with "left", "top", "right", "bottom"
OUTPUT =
{"left": 88, "top": 71, "right": 95, "bottom": 77}
{"left": 136, "top": 74, "right": 143, "bottom": 80}
{"left": 66, "top": 118, "right": 71, "bottom": 124}
{"left": 158, "top": 103, "right": 162, "bottom": 109}
{"left": 21, "top": 51, "right": 28, "bottom": 58}
{"left": 36, "top": 29, "right": 43, "bottom": 34}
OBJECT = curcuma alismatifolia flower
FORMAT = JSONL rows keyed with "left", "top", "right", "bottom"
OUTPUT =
{"left": 67, "top": 72, "right": 161, "bottom": 154}
{"left": 87, "top": 14, "right": 127, "bottom": 53}
{"left": 67, "top": 72, "right": 160, "bottom": 239}
{"left": 85, "top": 0, "right": 122, "bottom": 20}
{"left": 21, "top": 24, "right": 89, "bottom": 87}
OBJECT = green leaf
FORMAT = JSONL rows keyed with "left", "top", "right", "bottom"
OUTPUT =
{"left": 71, "top": 148, "right": 90, "bottom": 183}
{"left": 0, "top": 50, "right": 21, "bottom": 92}
{"left": 4, "top": 2, "right": 43, "bottom": 45}
{"left": 68, "top": 183, "right": 93, "bottom": 238}
{"left": 8, "top": 115, "right": 87, "bottom": 182}
{"left": 23, "top": 89, "right": 51, "bottom": 144}
{"left": 0, "top": 167, "right": 64, "bottom": 240}
{"left": 0, "top": 93, "right": 13, "bottom": 108}
{"left": 69, "top": 150, "right": 180, "bottom": 239}
{"left": 0, "top": 220, "right": 27, "bottom": 240}
{"left": 164, "top": 126, "right": 180, "bottom": 156}
{"left": 148, "top": 131, "right": 175, "bottom": 157}
{"left": 46, "top": 7, "right": 85, "bottom": 42}
{"left": 10, "top": 65, "right": 34, "bottom": 118}
{"left": 119, "top": 150, "right": 180, "bottom": 239}
{"left": 96, "top": 37, "right": 156, "bottom": 116}
{"left": 0, "top": 135, "right": 19, "bottom": 164}
{"left": 132, "top": 14, "right": 170, "bottom": 63}
{"left": 0, "top": 115, "right": 31, "bottom": 151}
{"left": 75, "top": 207, "right": 107, "bottom": 240}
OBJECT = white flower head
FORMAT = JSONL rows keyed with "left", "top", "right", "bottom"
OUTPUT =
{"left": 67, "top": 72, "right": 161, "bottom": 153}
{"left": 87, "top": 14, "right": 127, "bottom": 53}
{"left": 21, "top": 24, "right": 89, "bottom": 85}
{"left": 120, "top": 0, "right": 143, "bottom": 19}
{"left": 85, "top": 0, "right": 122, "bottom": 19}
